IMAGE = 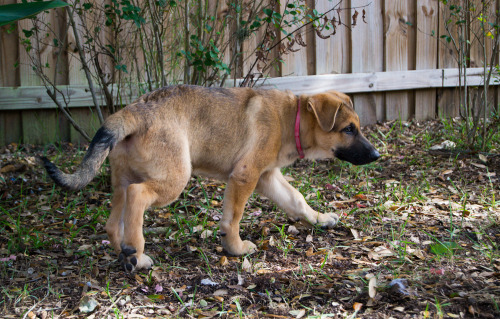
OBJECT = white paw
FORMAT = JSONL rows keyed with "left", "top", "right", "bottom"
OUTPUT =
{"left": 316, "top": 213, "right": 339, "bottom": 228}
{"left": 223, "top": 239, "right": 257, "bottom": 256}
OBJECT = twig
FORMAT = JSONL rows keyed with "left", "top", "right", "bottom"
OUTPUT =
{"left": 100, "top": 289, "right": 124, "bottom": 317}
{"left": 66, "top": 5, "right": 105, "bottom": 124}
{"left": 46, "top": 89, "right": 92, "bottom": 141}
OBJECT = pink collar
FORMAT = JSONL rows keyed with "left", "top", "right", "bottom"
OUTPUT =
{"left": 295, "top": 98, "right": 305, "bottom": 159}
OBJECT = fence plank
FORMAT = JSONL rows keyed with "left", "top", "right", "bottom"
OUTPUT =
{"left": 0, "top": 0, "right": 19, "bottom": 87}
{"left": 351, "top": 0, "right": 384, "bottom": 125}
{"left": 21, "top": 110, "right": 58, "bottom": 144}
{"left": 469, "top": 1, "right": 496, "bottom": 117}
{"left": 67, "top": 4, "right": 88, "bottom": 86}
{"left": 415, "top": 0, "right": 438, "bottom": 121}
{"left": 315, "top": 1, "right": 350, "bottom": 75}
{"left": 437, "top": 1, "right": 460, "bottom": 117}
{"left": 384, "top": 0, "right": 409, "bottom": 121}
{"left": 280, "top": 2, "right": 308, "bottom": 76}
{"left": 0, "top": 110, "right": 22, "bottom": 144}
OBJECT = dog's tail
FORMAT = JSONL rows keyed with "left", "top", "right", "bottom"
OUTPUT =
{"left": 42, "top": 111, "right": 138, "bottom": 191}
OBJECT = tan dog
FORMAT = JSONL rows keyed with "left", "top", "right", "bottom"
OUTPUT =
{"left": 43, "top": 85, "right": 379, "bottom": 272}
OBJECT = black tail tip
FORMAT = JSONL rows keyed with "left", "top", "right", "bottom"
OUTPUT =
{"left": 40, "top": 156, "right": 58, "bottom": 176}
{"left": 40, "top": 156, "right": 68, "bottom": 189}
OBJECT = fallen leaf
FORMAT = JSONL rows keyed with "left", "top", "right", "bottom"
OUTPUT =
{"left": 242, "top": 257, "right": 252, "bottom": 273}
{"left": 288, "top": 225, "right": 299, "bottom": 235}
{"left": 200, "top": 229, "right": 213, "bottom": 239}
{"left": 79, "top": 296, "right": 99, "bottom": 313}
{"left": 368, "top": 276, "right": 377, "bottom": 298}
{"left": 353, "top": 302, "right": 363, "bottom": 311}
{"left": 354, "top": 194, "right": 368, "bottom": 200}
{"left": 471, "top": 162, "right": 486, "bottom": 169}
{"left": 478, "top": 153, "right": 488, "bottom": 163}
{"left": 213, "top": 289, "right": 228, "bottom": 296}
{"left": 289, "top": 309, "right": 306, "bottom": 318}
{"left": 201, "top": 278, "right": 218, "bottom": 286}
{"left": 78, "top": 244, "right": 93, "bottom": 251}
{"left": 350, "top": 228, "right": 361, "bottom": 240}
{"left": 269, "top": 236, "right": 276, "bottom": 246}
{"left": 219, "top": 256, "right": 229, "bottom": 266}
{"left": 305, "top": 247, "right": 314, "bottom": 257}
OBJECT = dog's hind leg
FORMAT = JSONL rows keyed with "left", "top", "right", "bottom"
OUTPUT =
{"left": 256, "top": 168, "right": 339, "bottom": 227}
{"left": 118, "top": 151, "right": 191, "bottom": 272}
{"left": 106, "top": 186, "right": 126, "bottom": 253}
{"left": 118, "top": 171, "right": 190, "bottom": 272}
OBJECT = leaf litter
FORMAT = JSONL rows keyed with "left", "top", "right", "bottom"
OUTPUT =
{"left": 0, "top": 120, "right": 499, "bottom": 318}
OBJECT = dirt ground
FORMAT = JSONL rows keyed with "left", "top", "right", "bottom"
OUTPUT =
{"left": 0, "top": 120, "right": 499, "bottom": 318}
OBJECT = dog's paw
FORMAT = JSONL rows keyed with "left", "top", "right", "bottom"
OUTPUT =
{"left": 223, "top": 239, "right": 257, "bottom": 256}
{"left": 118, "top": 245, "right": 153, "bottom": 272}
{"left": 316, "top": 212, "right": 339, "bottom": 228}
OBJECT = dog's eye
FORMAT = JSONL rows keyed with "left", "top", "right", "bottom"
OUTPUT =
{"left": 342, "top": 125, "right": 354, "bottom": 135}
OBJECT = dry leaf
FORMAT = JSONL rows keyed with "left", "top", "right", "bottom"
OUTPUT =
{"left": 353, "top": 302, "right": 363, "bottom": 311}
{"left": 242, "top": 257, "right": 252, "bottom": 273}
{"left": 200, "top": 229, "right": 213, "bottom": 239}
{"left": 213, "top": 289, "right": 228, "bottom": 296}
{"left": 219, "top": 256, "right": 229, "bottom": 266}
{"left": 289, "top": 309, "right": 306, "bottom": 318}
{"left": 368, "top": 276, "right": 377, "bottom": 298}
{"left": 269, "top": 236, "right": 276, "bottom": 246}
{"left": 306, "top": 247, "right": 314, "bottom": 257}
{"left": 193, "top": 225, "right": 203, "bottom": 233}
{"left": 471, "top": 162, "right": 486, "bottom": 169}
{"left": 350, "top": 228, "right": 361, "bottom": 240}
{"left": 288, "top": 225, "right": 299, "bottom": 235}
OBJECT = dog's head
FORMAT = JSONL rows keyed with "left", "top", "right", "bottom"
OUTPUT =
{"left": 306, "top": 91, "right": 380, "bottom": 165}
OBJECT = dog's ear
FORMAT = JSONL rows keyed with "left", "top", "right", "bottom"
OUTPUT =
{"left": 307, "top": 94, "right": 343, "bottom": 132}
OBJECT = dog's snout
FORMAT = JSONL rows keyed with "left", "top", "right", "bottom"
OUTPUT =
{"left": 370, "top": 149, "right": 380, "bottom": 161}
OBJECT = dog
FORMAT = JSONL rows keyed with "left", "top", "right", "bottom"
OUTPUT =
{"left": 43, "top": 85, "right": 380, "bottom": 272}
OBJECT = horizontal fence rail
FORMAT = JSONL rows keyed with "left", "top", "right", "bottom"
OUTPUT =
{"left": 1, "top": 68, "right": 497, "bottom": 111}
{"left": 238, "top": 68, "right": 499, "bottom": 94}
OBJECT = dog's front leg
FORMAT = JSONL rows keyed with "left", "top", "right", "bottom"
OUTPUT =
{"left": 256, "top": 168, "right": 339, "bottom": 227}
{"left": 220, "top": 166, "right": 259, "bottom": 256}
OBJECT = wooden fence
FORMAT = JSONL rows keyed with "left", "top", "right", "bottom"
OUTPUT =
{"left": 1, "top": 0, "right": 499, "bottom": 145}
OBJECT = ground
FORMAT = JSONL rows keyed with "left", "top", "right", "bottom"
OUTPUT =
{"left": 0, "top": 120, "right": 499, "bottom": 319}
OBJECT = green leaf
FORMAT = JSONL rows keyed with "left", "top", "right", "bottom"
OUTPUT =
{"left": 0, "top": 0, "right": 69, "bottom": 27}
{"left": 430, "top": 241, "right": 460, "bottom": 256}
{"left": 263, "top": 8, "right": 273, "bottom": 16}
{"left": 83, "top": 3, "right": 93, "bottom": 11}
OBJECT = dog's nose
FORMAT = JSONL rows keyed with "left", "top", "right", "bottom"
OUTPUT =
{"left": 370, "top": 149, "right": 380, "bottom": 161}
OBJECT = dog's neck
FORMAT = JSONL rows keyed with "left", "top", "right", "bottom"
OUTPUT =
{"left": 277, "top": 94, "right": 318, "bottom": 165}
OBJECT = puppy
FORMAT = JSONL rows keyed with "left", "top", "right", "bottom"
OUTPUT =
{"left": 43, "top": 85, "right": 380, "bottom": 272}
